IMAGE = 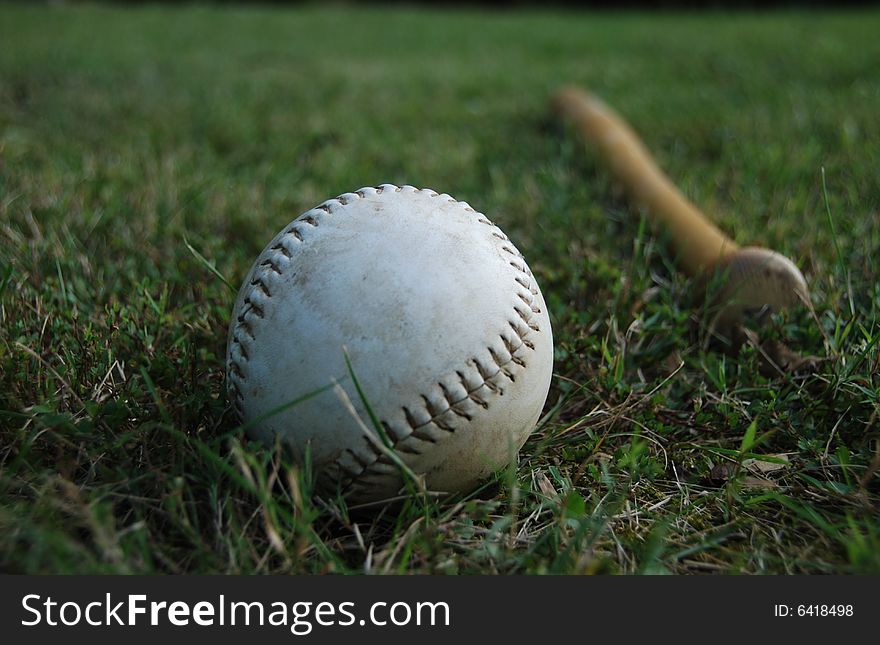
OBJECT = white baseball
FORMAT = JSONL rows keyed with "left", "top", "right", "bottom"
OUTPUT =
{"left": 226, "top": 184, "right": 553, "bottom": 502}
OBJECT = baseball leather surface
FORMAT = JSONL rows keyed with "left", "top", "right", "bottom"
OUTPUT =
{"left": 226, "top": 184, "right": 553, "bottom": 503}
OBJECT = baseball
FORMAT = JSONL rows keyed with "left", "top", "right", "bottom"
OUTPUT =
{"left": 226, "top": 184, "right": 553, "bottom": 503}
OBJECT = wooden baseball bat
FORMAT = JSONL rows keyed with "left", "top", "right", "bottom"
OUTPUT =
{"left": 551, "top": 85, "right": 809, "bottom": 346}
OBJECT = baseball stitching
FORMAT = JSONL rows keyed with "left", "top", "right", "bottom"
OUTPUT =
{"left": 226, "top": 184, "right": 544, "bottom": 498}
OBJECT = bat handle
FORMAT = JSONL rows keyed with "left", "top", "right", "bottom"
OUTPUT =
{"left": 551, "top": 85, "right": 737, "bottom": 276}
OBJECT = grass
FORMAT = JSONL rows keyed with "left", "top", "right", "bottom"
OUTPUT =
{"left": 1, "top": 3, "right": 879, "bottom": 574}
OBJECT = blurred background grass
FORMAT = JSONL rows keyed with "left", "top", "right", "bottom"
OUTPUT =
{"left": 1, "top": 3, "right": 878, "bottom": 573}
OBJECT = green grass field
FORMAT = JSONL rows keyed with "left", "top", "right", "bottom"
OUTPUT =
{"left": 2, "top": 4, "right": 879, "bottom": 574}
